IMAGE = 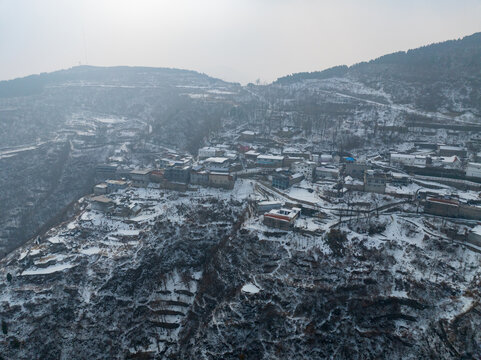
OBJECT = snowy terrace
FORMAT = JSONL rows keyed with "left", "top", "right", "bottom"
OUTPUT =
{"left": 0, "top": 180, "right": 256, "bottom": 355}
{"left": 5, "top": 180, "right": 256, "bottom": 276}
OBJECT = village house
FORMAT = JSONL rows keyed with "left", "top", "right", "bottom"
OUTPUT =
{"left": 208, "top": 172, "right": 235, "bottom": 189}
{"left": 364, "top": 170, "right": 387, "bottom": 194}
{"left": 438, "top": 145, "right": 467, "bottom": 158}
{"left": 239, "top": 130, "right": 257, "bottom": 141}
{"left": 257, "top": 200, "right": 283, "bottom": 214}
{"left": 164, "top": 165, "right": 191, "bottom": 183}
{"left": 198, "top": 146, "right": 224, "bottom": 159}
{"left": 344, "top": 176, "right": 364, "bottom": 191}
{"left": 93, "top": 183, "right": 108, "bottom": 195}
{"left": 263, "top": 207, "right": 301, "bottom": 230}
{"left": 283, "top": 156, "right": 304, "bottom": 168}
{"left": 435, "top": 156, "right": 461, "bottom": 169}
{"left": 105, "top": 179, "right": 128, "bottom": 193}
{"left": 319, "top": 154, "right": 334, "bottom": 163}
{"left": 190, "top": 165, "right": 209, "bottom": 186}
{"left": 315, "top": 166, "right": 339, "bottom": 180}
{"left": 158, "top": 157, "right": 192, "bottom": 169}
{"left": 424, "top": 197, "right": 481, "bottom": 220}
{"left": 424, "top": 198, "right": 460, "bottom": 218}
{"left": 390, "top": 172, "right": 410, "bottom": 186}
{"left": 466, "top": 162, "right": 481, "bottom": 179}
{"left": 90, "top": 195, "right": 115, "bottom": 213}
{"left": 291, "top": 161, "right": 317, "bottom": 181}
{"left": 282, "top": 147, "right": 310, "bottom": 159}
{"left": 256, "top": 154, "right": 285, "bottom": 168}
{"left": 114, "top": 203, "right": 142, "bottom": 217}
{"left": 245, "top": 150, "right": 260, "bottom": 161}
{"left": 223, "top": 151, "right": 238, "bottom": 162}
{"left": 150, "top": 169, "right": 165, "bottom": 183}
{"left": 390, "top": 153, "right": 427, "bottom": 167}
{"left": 203, "top": 157, "right": 231, "bottom": 172}
{"left": 130, "top": 169, "right": 152, "bottom": 187}
{"left": 272, "top": 171, "right": 303, "bottom": 190}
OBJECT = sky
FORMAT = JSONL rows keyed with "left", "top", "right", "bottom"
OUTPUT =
{"left": 0, "top": 0, "right": 480, "bottom": 84}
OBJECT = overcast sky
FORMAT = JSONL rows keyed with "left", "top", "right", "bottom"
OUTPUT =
{"left": 1, "top": 0, "right": 480, "bottom": 84}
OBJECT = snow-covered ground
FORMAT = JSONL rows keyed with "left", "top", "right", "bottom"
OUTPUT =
{"left": 0, "top": 180, "right": 256, "bottom": 357}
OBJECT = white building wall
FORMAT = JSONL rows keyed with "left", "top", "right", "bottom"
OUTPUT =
{"left": 198, "top": 147, "right": 222, "bottom": 159}
{"left": 466, "top": 163, "right": 481, "bottom": 178}
{"left": 390, "top": 153, "right": 426, "bottom": 167}
{"left": 291, "top": 162, "right": 316, "bottom": 181}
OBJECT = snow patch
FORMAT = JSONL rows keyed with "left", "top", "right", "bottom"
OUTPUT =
{"left": 21, "top": 263, "right": 76, "bottom": 276}
{"left": 79, "top": 247, "right": 101, "bottom": 255}
{"left": 241, "top": 283, "right": 260, "bottom": 294}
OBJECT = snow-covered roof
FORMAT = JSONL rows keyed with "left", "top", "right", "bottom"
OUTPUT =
{"left": 391, "top": 172, "right": 409, "bottom": 178}
{"left": 440, "top": 156, "right": 458, "bottom": 163}
{"left": 471, "top": 225, "right": 481, "bottom": 236}
{"left": 265, "top": 207, "right": 301, "bottom": 221}
{"left": 439, "top": 145, "right": 464, "bottom": 151}
{"left": 106, "top": 179, "right": 127, "bottom": 185}
{"left": 391, "top": 153, "right": 415, "bottom": 159}
{"left": 209, "top": 171, "right": 231, "bottom": 176}
{"left": 224, "top": 152, "right": 238, "bottom": 160}
{"left": 191, "top": 164, "right": 204, "bottom": 171}
{"left": 204, "top": 157, "right": 230, "bottom": 164}
{"left": 91, "top": 195, "right": 114, "bottom": 204}
{"left": 257, "top": 155, "right": 285, "bottom": 161}
{"left": 283, "top": 147, "right": 302, "bottom": 153}
{"left": 467, "top": 162, "right": 481, "bottom": 169}
{"left": 130, "top": 169, "right": 152, "bottom": 175}
{"left": 258, "top": 200, "right": 283, "bottom": 206}
{"left": 316, "top": 167, "right": 339, "bottom": 173}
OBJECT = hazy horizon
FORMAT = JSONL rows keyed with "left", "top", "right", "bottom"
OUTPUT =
{"left": 1, "top": 0, "right": 480, "bottom": 84}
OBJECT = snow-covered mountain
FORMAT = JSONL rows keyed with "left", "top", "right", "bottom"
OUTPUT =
{"left": 1, "top": 33, "right": 481, "bottom": 359}
{"left": 275, "top": 32, "right": 481, "bottom": 117}
{"left": 0, "top": 66, "right": 250, "bottom": 257}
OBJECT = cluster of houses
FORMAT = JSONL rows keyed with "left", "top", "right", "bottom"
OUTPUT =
{"left": 90, "top": 194, "right": 141, "bottom": 217}
{"left": 340, "top": 161, "right": 406, "bottom": 195}
{"left": 90, "top": 147, "right": 241, "bottom": 214}
{"left": 88, "top": 128, "right": 481, "bottom": 229}
{"left": 389, "top": 143, "right": 481, "bottom": 181}
{"left": 423, "top": 197, "right": 481, "bottom": 220}
{"left": 204, "top": 131, "right": 418, "bottom": 198}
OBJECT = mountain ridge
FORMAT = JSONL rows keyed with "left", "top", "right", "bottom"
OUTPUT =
{"left": 275, "top": 32, "right": 481, "bottom": 85}
{"left": 0, "top": 65, "right": 229, "bottom": 98}
{"left": 2, "top": 31, "right": 480, "bottom": 95}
